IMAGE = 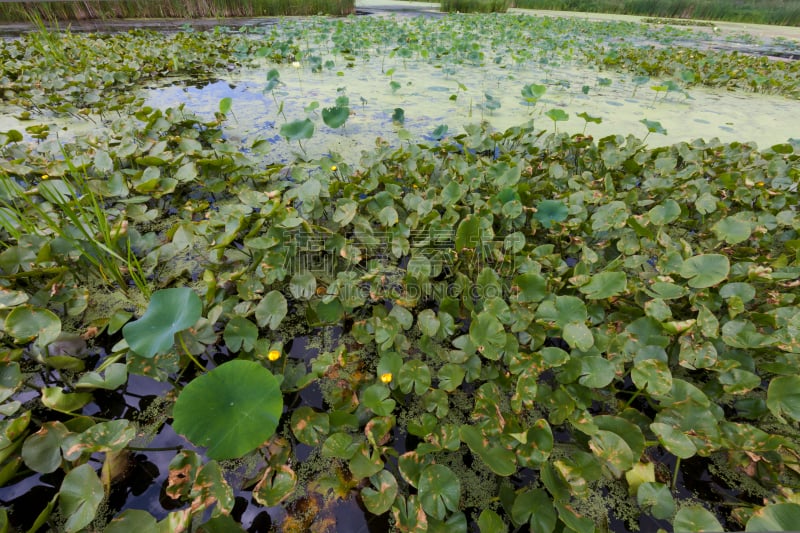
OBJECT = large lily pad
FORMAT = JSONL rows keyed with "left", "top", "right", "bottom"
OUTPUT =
{"left": 122, "top": 288, "right": 202, "bottom": 359}
{"left": 679, "top": 254, "right": 730, "bottom": 288}
{"left": 59, "top": 463, "right": 104, "bottom": 533}
{"left": 418, "top": 464, "right": 460, "bottom": 520}
{"left": 172, "top": 360, "right": 283, "bottom": 460}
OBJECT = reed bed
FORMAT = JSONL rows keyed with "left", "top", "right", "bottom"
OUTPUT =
{"left": 512, "top": 0, "right": 800, "bottom": 26}
{"left": 0, "top": 0, "right": 355, "bottom": 21}
{"left": 441, "top": 0, "right": 511, "bottom": 12}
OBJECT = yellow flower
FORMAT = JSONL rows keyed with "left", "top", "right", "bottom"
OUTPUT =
{"left": 41, "top": 174, "right": 49, "bottom": 180}
{"left": 267, "top": 349, "right": 281, "bottom": 361}
{"left": 380, "top": 372, "right": 393, "bottom": 384}
{"left": 330, "top": 165, "right": 338, "bottom": 172}
{"left": 756, "top": 181, "right": 765, "bottom": 187}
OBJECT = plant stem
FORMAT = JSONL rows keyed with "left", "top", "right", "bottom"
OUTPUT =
{"left": 178, "top": 331, "right": 207, "bottom": 373}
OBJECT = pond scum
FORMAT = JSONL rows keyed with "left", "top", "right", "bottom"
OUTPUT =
{"left": 1, "top": 12, "right": 800, "bottom": 533}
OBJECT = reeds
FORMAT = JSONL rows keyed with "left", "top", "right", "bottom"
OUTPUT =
{"left": 512, "top": 0, "right": 800, "bottom": 26}
{"left": 442, "top": 0, "right": 511, "bottom": 12}
{"left": 0, "top": 0, "right": 355, "bottom": 22}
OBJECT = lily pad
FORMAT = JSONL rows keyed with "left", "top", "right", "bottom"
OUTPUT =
{"left": 172, "top": 360, "right": 283, "bottom": 460}
{"left": 418, "top": 464, "right": 460, "bottom": 520}
{"left": 59, "top": 463, "right": 104, "bottom": 533}
{"left": 122, "top": 288, "right": 202, "bottom": 359}
{"left": 679, "top": 254, "right": 730, "bottom": 288}
{"left": 746, "top": 503, "right": 800, "bottom": 531}
{"left": 5, "top": 306, "right": 61, "bottom": 348}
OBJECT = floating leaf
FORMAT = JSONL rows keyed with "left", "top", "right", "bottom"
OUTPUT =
{"left": 172, "top": 360, "right": 283, "bottom": 460}
{"left": 746, "top": 503, "right": 800, "bottom": 531}
{"left": 579, "top": 271, "right": 627, "bottom": 299}
{"left": 638, "top": 482, "right": 674, "bottom": 520}
{"left": 767, "top": 376, "right": 800, "bottom": 423}
{"left": 122, "top": 288, "right": 202, "bottom": 359}
{"left": 679, "top": 254, "right": 729, "bottom": 288}
{"left": 362, "top": 470, "right": 399, "bottom": 515}
{"left": 253, "top": 465, "right": 297, "bottom": 506}
{"left": 5, "top": 306, "right": 61, "bottom": 347}
{"left": 255, "top": 290, "right": 288, "bottom": 330}
{"left": 533, "top": 200, "right": 568, "bottom": 229}
{"left": 418, "top": 464, "right": 460, "bottom": 520}
{"left": 673, "top": 505, "right": 723, "bottom": 532}
{"left": 59, "top": 464, "right": 104, "bottom": 533}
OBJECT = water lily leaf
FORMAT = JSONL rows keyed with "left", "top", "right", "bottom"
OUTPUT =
{"left": 648, "top": 200, "right": 681, "bottom": 225}
{"left": 679, "top": 254, "right": 729, "bottom": 288}
{"left": 289, "top": 271, "right": 316, "bottom": 300}
{"left": 362, "top": 470, "right": 399, "bottom": 515}
{"left": 673, "top": 505, "right": 723, "bottom": 532}
{"left": 0, "top": 363, "right": 21, "bottom": 404}
{"left": 514, "top": 273, "right": 547, "bottom": 303}
{"left": 22, "top": 421, "right": 70, "bottom": 473}
{"left": 461, "top": 425, "right": 517, "bottom": 476}
{"left": 632, "top": 358, "right": 672, "bottom": 396}
{"left": 712, "top": 216, "right": 751, "bottom": 244}
{"left": 61, "top": 420, "right": 136, "bottom": 461}
{"left": 417, "top": 309, "right": 440, "bottom": 337}
{"left": 291, "top": 407, "right": 329, "bottom": 446}
{"left": 650, "top": 422, "right": 696, "bottom": 459}
{"left": 438, "top": 364, "right": 465, "bottom": 392}
{"left": 564, "top": 322, "right": 594, "bottom": 352}
{"left": 392, "top": 107, "right": 405, "bottom": 126}
{"left": 512, "top": 488, "right": 555, "bottom": 531}
{"left": 638, "top": 482, "right": 674, "bottom": 520}
{"left": 721, "top": 320, "right": 773, "bottom": 348}
{"left": 516, "top": 419, "right": 554, "bottom": 467}
{"left": 322, "top": 432, "right": 359, "bottom": 460}
{"left": 255, "top": 290, "right": 288, "bottom": 330}
{"left": 224, "top": 317, "right": 258, "bottom": 353}
{"left": 322, "top": 106, "right": 349, "bottom": 129}
{"left": 94, "top": 150, "right": 114, "bottom": 173}
{"left": 469, "top": 312, "right": 506, "bottom": 359}
{"left": 398, "top": 360, "right": 431, "bottom": 395}
{"left": 719, "top": 282, "right": 755, "bottom": 303}
{"left": 105, "top": 509, "right": 158, "bottom": 533}
{"left": 455, "top": 215, "right": 481, "bottom": 252}
{"left": 379, "top": 206, "right": 399, "bottom": 227}
{"left": 589, "top": 430, "right": 634, "bottom": 478}
{"left": 746, "top": 503, "right": 800, "bottom": 531}
{"left": 579, "top": 271, "right": 627, "bottom": 299}
{"left": 478, "top": 509, "right": 506, "bottom": 533}
{"left": 362, "top": 384, "right": 396, "bottom": 416}
{"left": 172, "top": 360, "right": 283, "bottom": 460}
{"left": 122, "top": 288, "right": 202, "bottom": 359}
{"left": 5, "top": 306, "right": 61, "bottom": 347}
{"left": 333, "top": 199, "right": 359, "bottom": 227}
{"left": 767, "top": 376, "right": 800, "bottom": 423}
{"left": 280, "top": 118, "right": 314, "bottom": 141}
{"left": 59, "top": 463, "right": 104, "bottom": 533}
{"left": 533, "top": 200, "right": 568, "bottom": 228}
{"left": 253, "top": 465, "right": 297, "bottom": 506}
{"left": 41, "top": 387, "right": 92, "bottom": 413}
{"left": 418, "top": 464, "right": 461, "bottom": 520}
{"left": 74, "top": 363, "right": 126, "bottom": 391}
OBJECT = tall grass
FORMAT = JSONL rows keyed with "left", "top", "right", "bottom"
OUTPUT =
{"left": 0, "top": 0, "right": 355, "bottom": 22}
{"left": 442, "top": 0, "right": 511, "bottom": 12}
{"left": 512, "top": 0, "right": 800, "bottom": 26}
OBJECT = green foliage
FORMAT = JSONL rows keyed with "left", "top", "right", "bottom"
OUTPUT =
{"left": 172, "top": 360, "right": 283, "bottom": 459}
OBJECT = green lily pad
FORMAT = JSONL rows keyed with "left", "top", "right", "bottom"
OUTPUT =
{"left": 22, "top": 421, "right": 70, "bottom": 474}
{"left": 679, "top": 254, "right": 730, "bottom": 288}
{"left": 5, "top": 306, "right": 61, "bottom": 348}
{"left": 767, "top": 376, "right": 800, "bottom": 423}
{"left": 255, "top": 290, "right": 288, "bottom": 330}
{"left": 638, "top": 482, "right": 674, "bottom": 520}
{"left": 478, "top": 509, "right": 506, "bottom": 533}
{"left": 418, "top": 464, "right": 461, "bottom": 520}
{"left": 673, "top": 505, "right": 723, "bottom": 532}
{"left": 712, "top": 216, "right": 751, "bottom": 244}
{"left": 461, "top": 425, "right": 517, "bottom": 476}
{"left": 533, "top": 200, "right": 568, "bottom": 228}
{"left": 59, "top": 463, "right": 104, "bottom": 533}
{"left": 579, "top": 271, "right": 627, "bottom": 299}
{"left": 253, "top": 465, "right": 297, "bottom": 506}
{"left": 172, "top": 360, "right": 283, "bottom": 460}
{"left": 122, "top": 288, "right": 202, "bottom": 359}
{"left": 746, "top": 503, "right": 800, "bottom": 531}
{"left": 362, "top": 470, "right": 399, "bottom": 515}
